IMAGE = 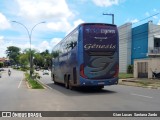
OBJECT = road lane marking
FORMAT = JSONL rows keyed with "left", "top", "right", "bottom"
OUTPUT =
{"left": 18, "top": 78, "right": 23, "bottom": 88}
{"left": 131, "top": 93, "right": 153, "bottom": 99}
{"left": 37, "top": 80, "right": 53, "bottom": 90}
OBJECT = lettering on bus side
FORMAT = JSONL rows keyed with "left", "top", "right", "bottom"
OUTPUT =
{"left": 85, "top": 28, "right": 116, "bottom": 34}
{"left": 84, "top": 44, "right": 116, "bottom": 50}
{"left": 101, "top": 29, "right": 115, "bottom": 34}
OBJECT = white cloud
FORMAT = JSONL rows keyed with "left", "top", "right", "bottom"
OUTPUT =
{"left": 15, "top": 0, "right": 86, "bottom": 34}
{"left": 37, "top": 41, "right": 51, "bottom": 52}
{"left": 125, "top": 18, "right": 139, "bottom": 24}
{"left": 15, "top": 0, "right": 74, "bottom": 21}
{"left": 50, "top": 38, "right": 62, "bottom": 47}
{"left": 0, "top": 13, "right": 11, "bottom": 30}
{"left": 92, "top": 0, "right": 119, "bottom": 7}
{"left": 65, "top": 19, "right": 85, "bottom": 35}
{"left": 0, "top": 36, "right": 4, "bottom": 43}
{"left": 73, "top": 19, "right": 85, "bottom": 28}
{"left": 131, "top": 19, "right": 139, "bottom": 24}
{"left": 47, "top": 19, "right": 72, "bottom": 32}
{"left": 153, "top": 16, "right": 158, "bottom": 19}
{"left": 158, "top": 20, "right": 160, "bottom": 25}
{"left": 145, "top": 12, "right": 150, "bottom": 17}
{"left": 0, "top": 36, "right": 13, "bottom": 57}
{"left": 153, "top": 9, "right": 158, "bottom": 13}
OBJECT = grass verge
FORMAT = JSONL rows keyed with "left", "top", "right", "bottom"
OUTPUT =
{"left": 119, "top": 73, "right": 133, "bottom": 79}
{"left": 119, "top": 78, "right": 160, "bottom": 89}
{"left": 24, "top": 72, "right": 44, "bottom": 89}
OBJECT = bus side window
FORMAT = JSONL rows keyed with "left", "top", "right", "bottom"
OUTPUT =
{"left": 67, "top": 41, "right": 77, "bottom": 50}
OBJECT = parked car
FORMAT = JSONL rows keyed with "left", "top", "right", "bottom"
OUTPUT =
{"left": 0, "top": 68, "right": 5, "bottom": 71}
{"left": 0, "top": 71, "right": 1, "bottom": 78}
{"left": 35, "top": 68, "right": 40, "bottom": 71}
{"left": 43, "top": 70, "right": 49, "bottom": 75}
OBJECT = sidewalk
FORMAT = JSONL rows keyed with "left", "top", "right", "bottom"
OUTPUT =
{"left": 119, "top": 78, "right": 160, "bottom": 89}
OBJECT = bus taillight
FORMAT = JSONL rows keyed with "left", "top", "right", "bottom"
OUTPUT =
{"left": 80, "top": 64, "right": 87, "bottom": 78}
{"left": 114, "top": 64, "right": 119, "bottom": 77}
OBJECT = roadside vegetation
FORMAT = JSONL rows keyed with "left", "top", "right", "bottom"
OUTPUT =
{"left": 24, "top": 72, "right": 44, "bottom": 89}
{"left": 119, "top": 73, "right": 133, "bottom": 79}
{"left": 5, "top": 46, "right": 53, "bottom": 70}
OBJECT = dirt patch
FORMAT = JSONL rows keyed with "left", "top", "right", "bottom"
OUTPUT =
{"left": 119, "top": 78, "right": 160, "bottom": 89}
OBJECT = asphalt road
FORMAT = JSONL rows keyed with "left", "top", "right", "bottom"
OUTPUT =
{"left": 38, "top": 71, "right": 160, "bottom": 111}
{"left": 0, "top": 68, "right": 160, "bottom": 120}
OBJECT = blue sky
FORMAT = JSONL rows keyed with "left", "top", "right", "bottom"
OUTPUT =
{"left": 0, "top": 0, "right": 160, "bottom": 57}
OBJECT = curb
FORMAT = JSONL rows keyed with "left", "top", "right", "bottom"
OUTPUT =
{"left": 25, "top": 78, "right": 46, "bottom": 89}
{"left": 119, "top": 82, "right": 160, "bottom": 89}
{"left": 25, "top": 79, "right": 31, "bottom": 89}
{"left": 121, "top": 80, "right": 138, "bottom": 82}
{"left": 37, "top": 80, "right": 53, "bottom": 90}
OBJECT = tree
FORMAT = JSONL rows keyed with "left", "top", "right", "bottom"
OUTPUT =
{"left": 23, "top": 48, "right": 37, "bottom": 62}
{"left": 51, "top": 51, "right": 59, "bottom": 58}
{"left": 19, "top": 53, "right": 29, "bottom": 69}
{"left": 6, "top": 46, "right": 21, "bottom": 65}
{"left": 33, "top": 53, "right": 44, "bottom": 68}
{"left": 0, "top": 62, "right": 3, "bottom": 68}
{"left": 41, "top": 49, "right": 52, "bottom": 69}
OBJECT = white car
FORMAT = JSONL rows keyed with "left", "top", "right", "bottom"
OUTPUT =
{"left": 0, "top": 71, "right": 1, "bottom": 78}
{"left": 43, "top": 70, "right": 49, "bottom": 75}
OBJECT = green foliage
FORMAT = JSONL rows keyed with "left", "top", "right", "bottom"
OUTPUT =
{"left": 25, "top": 72, "right": 44, "bottom": 89}
{"left": 0, "top": 62, "right": 4, "bottom": 68}
{"left": 6, "top": 46, "right": 21, "bottom": 64}
{"left": 34, "top": 53, "right": 44, "bottom": 68}
{"left": 127, "top": 65, "right": 133, "bottom": 74}
{"left": 19, "top": 53, "right": 29, "bottom": 68}
{"left": 137, "top": 81, "right": 152, "bottom": 86}
{"left": 51, "top": 51, "right": 59, "bottom": 58}
{"left": 119, "top": 73, "right": 133, "bottom": 79}
{"left": 20, "top": 67, "right": 29, "bottom": 71}
{"left": 5, "top": 46, "right": 53, "bottom": 70}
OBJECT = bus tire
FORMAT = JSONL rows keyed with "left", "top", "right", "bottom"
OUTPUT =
{"left": 97, "top": 86, "right": 104, "bottom": 90}
{"left": 64, "top": 76, "right": 69, "bottom": 89}
{"left": 52, "top": 75, "right": 57, "bottom": 84}
{"left": 68, "top": 75, "right": 73, "bottom": 90}
{"left": 68, "top": 80, "right": 73, "bottom": 90}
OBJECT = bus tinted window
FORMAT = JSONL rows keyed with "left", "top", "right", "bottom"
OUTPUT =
{"left": 83, "top": 25, "right": 118, "bottom": 52}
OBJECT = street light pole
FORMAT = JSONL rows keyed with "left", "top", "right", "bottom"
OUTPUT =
{"left": 12, "top": 21, "right": 45, "bottom": 78}
{"left": 103, "top": 13, "right": 114, "bottom": 24}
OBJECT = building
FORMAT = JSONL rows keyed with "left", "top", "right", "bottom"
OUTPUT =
{"left": 118, "top": 21, "right": 160, "bottom": 78}
{"left": 0, "top": 57, "right": 10, "bottom": 67}
{"left": 118, "top": 23, "right": 132, "bottom": 73}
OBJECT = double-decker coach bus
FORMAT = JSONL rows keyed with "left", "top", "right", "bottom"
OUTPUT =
{"left": 51, "top": 23, "right": 119, "bottom": 89}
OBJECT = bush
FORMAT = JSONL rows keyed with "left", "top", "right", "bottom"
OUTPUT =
{"left": 127, "top": 65, "right": 133, "bottom": 74}
{"left": 24, "top": 72, "right": 43, "bottom": 89}
{"left": 119, "top": 73, "right": 133, "bottom": 79}
{"left": 0, "top": 62, "right": 4, "bottom": 68}
{"left": 20, "top": 67, "right": 29, "bottom": 71}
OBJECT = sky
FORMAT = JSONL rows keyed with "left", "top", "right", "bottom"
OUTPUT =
{"left": 0, "top": 0, "right": 160, "bottom": 57}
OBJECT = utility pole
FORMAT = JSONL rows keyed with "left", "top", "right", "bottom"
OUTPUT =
{"left": 103, "top": 13, "right": 114, "bottom": 24}
{"left": 12, "top": 21, "right": 46, "bottom": 78}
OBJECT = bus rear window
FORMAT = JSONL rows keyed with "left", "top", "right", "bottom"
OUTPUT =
{"left": 83, "top": 24, "right": 118, "bottom": 51}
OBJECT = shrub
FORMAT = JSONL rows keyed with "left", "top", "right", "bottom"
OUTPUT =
{"left": 0, "top": 62, "right": 4, "bottom": 68}
{"left": 25, "top": 72, "right": 43, "bottom": 89}
{"left": 127, "top": 65, "right": 133, "bottom": 74}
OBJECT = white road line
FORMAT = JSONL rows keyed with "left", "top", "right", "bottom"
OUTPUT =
{"left": 131, "top": 93, "right": 153, "bottom": 99}
{"left": 38, "top": 80, "right": 53, "bottom": 90}
{"left": 18, "top": 78, "right": 23, "bottom": 88}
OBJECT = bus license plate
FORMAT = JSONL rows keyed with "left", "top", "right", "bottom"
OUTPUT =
{"left": 98, "top": 82, "right": 105, "bottom": 85}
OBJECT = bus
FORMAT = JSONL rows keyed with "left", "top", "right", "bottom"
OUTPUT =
{"left": 51, "top": 23, "right": 119, "bottom": 89}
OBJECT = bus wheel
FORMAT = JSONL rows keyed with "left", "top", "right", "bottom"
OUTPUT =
{"left": 68, "top": 80, "right": 73, "bottom": 90}
{"left": 97, "top": 86, "right": 104, "bottom": 90}
{"left": 53, "top": 75, "right": 57, "bottom": 84}
{"left": 64, "top": 76, "right": 69, "bottom": 89}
